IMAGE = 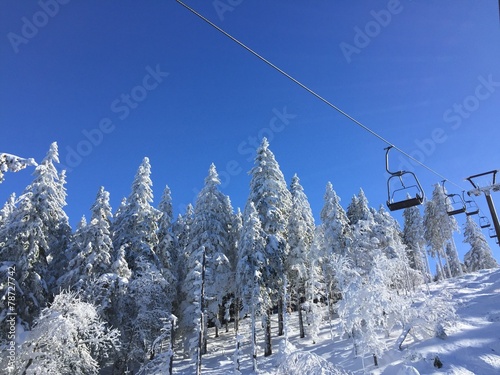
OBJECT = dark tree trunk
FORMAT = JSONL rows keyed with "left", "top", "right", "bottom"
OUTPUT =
{"left": 264, "top": 310, "right": 272, "bottom": 357}
{"left": 278, "top": 297, "right": 284, "bottom": 336}
{"left": 298, "top": 300, "right": 305, "bottom": 338}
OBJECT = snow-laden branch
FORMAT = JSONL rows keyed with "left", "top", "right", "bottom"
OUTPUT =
{"left": 0, "top": 153, "right": 37, "bottom": 183}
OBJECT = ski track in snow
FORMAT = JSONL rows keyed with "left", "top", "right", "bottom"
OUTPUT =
{"left": 171, "top": 268, "right": 500, "bottom": 374}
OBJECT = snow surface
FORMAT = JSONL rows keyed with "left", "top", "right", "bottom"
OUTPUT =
{"left": 171, "top": 268, "right": 500, "bottom": 374}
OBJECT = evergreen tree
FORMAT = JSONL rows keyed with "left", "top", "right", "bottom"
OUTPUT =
{"left": 287, "top": 174, "right": 315, "bottom": 339}
{"left": 236, "top": 202, "right": 267, "bottom": 373}
{"left": 424, "top": 184, "right": 459, "bottom": 279}
{"left": 320, "top": 182, "right": 352, "bottom": 258}
{"left": 58, "top": 187, "right": 114, "bottom": 293}
{"left": 110, "top": 158, "right": 172, "bottom": 370}
{"left": 180, "top": 164, "right": 233, "bottom": 353}
{"left": 347, "top": 188, "right": 371, "bottom": 226}
{"left": 403, "top": 204, "right": 430, "bottom": 281}
{"left": 0, "top": 143, "right": 69, "bottom": 328}
{"left": 112, "top": 157, "right": 161, "bottom": 270}
{"left": 246, "top": 138, "right": 292, "bottom": 355}
{"left": 463, "top": 215, "right": 498, "bottom": 272}
{"left": 347, "top": 189, "right": 377, "bottom": 275}
{"left": 156, "top": 185, "right": 177, "bottom": 299}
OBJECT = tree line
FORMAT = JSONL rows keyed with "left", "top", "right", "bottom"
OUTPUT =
{"left": 0, "top": 139, "right": 497, "bottom": 374}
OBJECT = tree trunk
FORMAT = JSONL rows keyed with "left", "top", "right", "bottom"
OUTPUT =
{"left": 278, "top": 296, "right": 284, "bottom": 336}
{"left": 298, "top": 299, "right": 305, "bottom": 339}
{"left": 264, "top": 310, "right": 272, "bottom": 357}
{"left": 234, "top": 297, "right": 239, "bottom": 333}
{"left": 373, "top": 354, "right": 378, "bottom": 366}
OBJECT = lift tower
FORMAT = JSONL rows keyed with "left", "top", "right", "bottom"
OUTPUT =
{"left": 466, "top": 170, "right": 500, "bottom": 246}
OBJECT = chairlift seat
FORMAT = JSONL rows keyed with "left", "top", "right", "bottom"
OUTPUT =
{"left": 387, "top": 195, "right": 423, "bottom": 212}
{"left": 447, "top": 206, "right": 466, "bottom": 216}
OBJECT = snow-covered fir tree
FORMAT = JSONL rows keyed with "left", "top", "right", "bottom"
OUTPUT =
{"left": 463, "top": 215, "right": 498, "bottom": 272}
{"left": 403, "top": 204, "right": 430, "bottom": 281}
{"left": 246, "top": 138, "right": 292, "bottom": 355}
{"left": 179, "top": 164, "right": 233, "bottom": 355}
{"left": 424, "top": 184, "right": 460, "bottom": 279}
{"left": 346, "top": 189, "right": 378, "bottom": 275}
{"left": 58, "top": 187, "right": 114, "bottom": 292}
{"left": 0, "top": 143, "right": 70, "bottom": 329}
{"left": 110, "top": 158, "right": 173, "bottom": 371}
{"left": 287, "top": 174, "right": 315, "bottom": 339}
{"left": 318, "top": 182, "right": 353, "bottom": 313}
{"left": 236, "top": 202, "right": 267, "bottom": 373}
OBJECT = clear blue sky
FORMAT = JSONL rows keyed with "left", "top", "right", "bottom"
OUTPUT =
{"left": 1, "top": 1, "right": 500, "bottom": 260}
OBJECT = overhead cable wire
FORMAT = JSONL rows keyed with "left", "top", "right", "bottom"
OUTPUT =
{"left": 175, "top": 0, "right": 465, "bottom": 191}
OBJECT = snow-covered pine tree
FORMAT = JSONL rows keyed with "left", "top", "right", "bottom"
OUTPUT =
{"left": 403, "top": 204, "right": 431, "bottom": 281}
{"left": 373, "top": 206, "right": 420, "bottom": 293}
{"left": 463, "top": 215, "right": 498, "bottom": 272}
{"left": 236, "top": 202, "right": 267, "bottom": 373}
{"left": 346, "top": 189, "right": 378, "bottom": 275}
{"left": 445, "top": 242, "right": 464, "bottom": 277}
{"left": 171, "top": 204, "right": 194, "bottom": 333}
{"left": 347, "top": 188, "right": 371, "bottom": 226}
{"left": 58, "top": 187, "right": 114, "bottom": 293}
{"left": 157, "top": 185, "right": 176, "bottom": 272}
{"left": 180, "top": 164, "right": 233, "bottom": 354}
{"left": 0, "top": 143, "right": 70, "bottom": 329}
{"left": 287, "top": 174, "right": 315, "bottom": 339}
{"left": 318, "top": 182, "right": 353, "bottom": 315}
{"left": 156, "top": 185, "right": 177, "bottom": 303}
{"left": 228, "top": 207, "right": 242, "bottom": 332}
{"left": 246, "top": 138, "right": 292, "bottom": 355}
{"left": 112, "top": 157, "right": 161, "bottom": 269}
{"left": 110, "top": 158, "right": 173, "bottom": 370}
{"left": 424, "top": 184, "right": 460, "bottom": 279}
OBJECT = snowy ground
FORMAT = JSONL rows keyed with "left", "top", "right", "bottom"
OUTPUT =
{"left": 171, "top": 268, "right": 500, "bottom": 374}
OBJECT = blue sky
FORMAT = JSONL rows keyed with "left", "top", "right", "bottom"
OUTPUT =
{"left": 1, "top": 0, "right": 500, "bottom": 260}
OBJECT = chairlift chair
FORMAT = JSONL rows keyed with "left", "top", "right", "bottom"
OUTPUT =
{"left": 385, "top": 146, "right": 425, "bottom": 211}
{"left": 442, "top": 181, "right": 466, "bottom": 216}
{"left": 489, "top": 227, "right": 498, "bottom": 238}
{"left": 479, "top": 215, "right": 491, "bottom": 229}
{"left": 464, "top": 198, "right": 479, "bottom": 216}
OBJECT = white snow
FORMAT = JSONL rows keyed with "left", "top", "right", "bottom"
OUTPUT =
{"left": 171, "top": 268, "right": 500, "bottom": 374}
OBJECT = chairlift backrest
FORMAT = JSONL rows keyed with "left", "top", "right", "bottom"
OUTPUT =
{"left": 479, "top": 215, "right": 491, "bottom": 229}
{"left": 441, "top": 181, "right": 466, "bottom": 216}
{"left": 465, "top": 199, "right": 479, "bottom": 216}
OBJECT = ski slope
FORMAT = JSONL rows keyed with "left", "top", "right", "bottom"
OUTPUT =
{"left": 172, "top": 268, "right": 500, "bottom": 374}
